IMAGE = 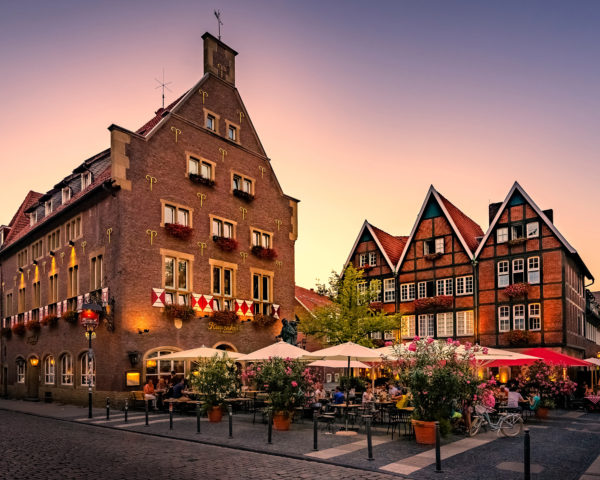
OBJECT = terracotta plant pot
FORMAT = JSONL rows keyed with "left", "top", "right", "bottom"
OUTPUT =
{"left": 207, "top": 406, "right": 223, "bottom": 423}
{"left": 272, "top": 411, "right": 292, "bottom": 431}
{"left": 535, "top": 407, "right": 549, "bottom": 419}
{"left": 411, "top": 419, "right": 437, "bottom": 445}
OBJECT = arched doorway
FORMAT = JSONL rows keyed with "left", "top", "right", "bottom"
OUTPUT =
{"left": 212, "top": 342, "right": 237, "bottom": 352}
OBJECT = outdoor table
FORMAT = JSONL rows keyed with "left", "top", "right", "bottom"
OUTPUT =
{"left": 398, "top": 406, "right": 414, "bottom": 412}
{"left": 585, "top": 395, "right": 600, "bottom": 404}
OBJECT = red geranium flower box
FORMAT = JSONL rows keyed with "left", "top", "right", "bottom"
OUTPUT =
{"left": 165, "top": 223, "right": 193, "bottom": 241}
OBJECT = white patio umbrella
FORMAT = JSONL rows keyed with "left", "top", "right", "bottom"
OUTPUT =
{"left": 157, "top": 346, "right": 243, "bottom": 361}
{"left": 308, "top": 359, "right": 371, "bottom": 369}
{"left": 237, "top": 340, "right": 308, "bottom": 361}
{"left": 585, "top": 358, "right": 600, "bottom": 388}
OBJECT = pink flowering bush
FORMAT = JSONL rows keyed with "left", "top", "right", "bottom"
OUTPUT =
{"left": 389, "top": 337, "right": 484, "bottom": 422}
{"left": 515, "top": 359, "right": 577, "bottom": 408}
{"left": 243, "top": 357, "right": 315, "bottom": 413}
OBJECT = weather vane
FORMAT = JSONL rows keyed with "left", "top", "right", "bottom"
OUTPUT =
{"left": 155, "top": 68, "right": 172, "bottom": 109}
{"left": 214, "top": 9, "right": 223, "bottom": 40}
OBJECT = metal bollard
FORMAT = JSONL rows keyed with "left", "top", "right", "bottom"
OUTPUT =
{"left": 524, "top": 429, "right": 530, "bottom": 480}
{"left": 267, "top": 411, "right": 272, "bottom": 444}
{"left": 169, "top": 402, "right": 173, "bottom": 430}
{"left": 366, "top": 416, "right": 374, "bottom": 461}
{"left": 435, "top": 421, "right": 442, "bottom": 472}
{"left": 145, "top": 400, "right": 149, "bottom": 426}
{"left": 228, "top": 404, "right": 233, "bottom": 438}
{"left": 106, "top": 397, "right": 110, "bottom": 420}
{"left": 313, "top": 410, "right": 318, "bottom": 451}
{"left": 196, "top": 403, "right": 201, "bottom": 434}
{"left": 124, "top": 400, "right": 128, "bottom": 423}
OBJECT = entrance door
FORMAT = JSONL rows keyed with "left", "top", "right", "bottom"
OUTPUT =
{"left": 26, "top": 363, "right": 40, "bottom": 398}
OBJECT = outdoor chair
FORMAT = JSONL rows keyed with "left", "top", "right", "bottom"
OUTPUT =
{"left": 396, "top": 410, "right": 413, "bottom": 438}
{"left": 252, "top": 399, "right": 269, "bottom": 424}
{"left": 387, "top": 408, "right": 402, "bottom": 440}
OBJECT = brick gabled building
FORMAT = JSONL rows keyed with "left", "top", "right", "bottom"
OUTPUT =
{"left": 0, "top": 33, "right": 299, "bottom": 404}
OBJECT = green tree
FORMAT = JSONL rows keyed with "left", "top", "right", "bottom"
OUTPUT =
{"left": 300, "top": 264, "right": 401, "bottom": 346}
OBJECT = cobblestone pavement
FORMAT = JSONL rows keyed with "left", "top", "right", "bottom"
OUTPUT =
{"left": 0, "top": 410, "right": 399, "bottom": 480}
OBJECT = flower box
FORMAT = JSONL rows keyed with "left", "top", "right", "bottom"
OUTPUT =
{"left": 506, "top": 329, "right": 531, "bottom": 346}
{"left": 164, "top": 304, "right": 195, "bottom": 322}
{"left": 233, "top": 189, "right": 254, "bottom": 202}
{"left": 11, "top": 323, "right": 26, "bottom": 336}
{"left": 40, "top": 314, "right": 59, "bottom": 327}
{"left": 252, "top": 314, "right": 277, "bottom": 328}
{"left": 251, "top": 245, "right": 278, "bottom": 260}
{"left": 424, "top": 252, "right": 443, "bottom": 261}
{"left": 414, "top": 295, "right": 453, "bottom": 312}
{"left": 27, "top": 320, "right": 41, "bottom": 331}
{"left": 213, "top": 236, "right": 238, "bottom": 252}
{"left": 188, "top": 173, "right": 215, "bottom": 187}
{"left": 359, "top": 264, "right": 373, "bottom": 271}
{"left": 211, "top": 310, "right": 238, "bottom": 325}
{"left": 62, "top": 310, "right": 79, "bottom": 324}
{"left": 165, "top": 223, "right": 193, "bottom": 241}
{"left": 508, "top": 237, "right": 527, "bottom": 247}
{"left": 504, "top": 282, "right": 529, "bottom": 298}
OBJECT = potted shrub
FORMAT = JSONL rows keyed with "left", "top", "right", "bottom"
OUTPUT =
{"left": 188, "top": 173, "right": 215, "bottom": 187}
{"left": 392, "top": 337, "right": 482, "bottom": 444}
{"left": 244, "top": 357, "right": 315, "bottom": 431}
{"left": 11, "top": 323, "right": 26, "bottom": 336}
{"left": 164, "top": 223, "right": 193, "bottom": 241}
{"left": 213, "top": 236, "right": 238, "bottom": 252}
{"left": 188, "top": 354, "right": 239, "bottom": 422}
{"left": 164, "top": 304, "right": 195, "bottom": 322}
{"left": 40, "top": 314, "right": 59, "bottom": 328}
{"left": 211, "top": 311, "right": 238, "bottom": 326}
{"left": 62, "top": 310, "right": 79, "bottom": 325}
{"left": 504, "top": 283, "right": 529, "bottom": 298}
{"left": 250, "top": 245, "right": 278, "bottom": 260}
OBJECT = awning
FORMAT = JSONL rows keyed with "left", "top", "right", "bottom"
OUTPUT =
{"left": 522, "top": 348, "right": 593, "bottom": 367}
{"left": 584, "top": 358, "right": 600, "bottom": 367}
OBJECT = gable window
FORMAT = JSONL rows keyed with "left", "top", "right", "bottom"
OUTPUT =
{"left": 400, "top": 283, "right": 415, "bottom": 302}
{"left": 455, "top": 276, "right": 473, "bottom": 296}
{"left": 252, "top": 272, "right": 273, "bottom": 315}
{"left": 496, "top": 227, "right": 508, "bottom": 243}
{"left": 44, "top": 356, "right": 55, "bottom": 384}
{"left": 45, "top": 200, "right": 53, "bottom": 216}
{"left": 252, "top": 230, "right": 271, "bottom": 248}
{"left": 357, "top": 282, "right": 367, "bottom": 302}
{"left": 206, "top": 114, "right": 215, "bottom": 131}
{"left": 383, "top": 278, "right": 395, "bottom": 302}
{"left": 497, "top": 260, "right": 509, "bottom": 288}
{"left": 456, "top": 310, "right": 474, "bottom": 336}
{"left": 511, "top": 224, "right": 524, "bottom": 240}
{"left": 436, "top": 278, "right": 453, "bottom": 296}
{"left": 526, "top": 222, "right": 539, "bottom": 238}
{"left": 212, "top": 218, "right": 234, "bottom": 238}
{"left": 30, "top": 211, "right": 37, "bottom": 226}
{"left": 163, "top": 204, "right": 190, "bottom": 226}
{"left": 164, "top": 256, "right": 189, "bottom": 305}
{"left": 527, "top": 257, "right": 540, "bottom": 284}
{"left": 62, "top": 187, "right": 71, "bottom": 204}
{"left": 512, "top": 258, "right": 524, "bottom": 283}
{"left": 529, "top": 303, "right": 541, "bottom": 330}
{"left": 401, "top": 315, "right": 416, "bottom": 339}
{"left": 212, "top": 265, "right": 235, "bottom": 311}
{"left": 513, "top": 305, "right": 525, "bottom": 330}
{"left": 498, "top": 306, "right": 510, "bottom": 332}
{"left": 437, "top": 312, "right": 454, "bottom": 337}
{"left": 418, "top": 314, "right": 435, "bottom": 337}
{"left": 228, "top": 125, "right": 237, "bottom": 141}
{"left": 60, "top": 354, "right": 73, "bottom": 385}
{"left": 81, "top": 172, "right": 92, "bottom": 190}
{"left": 188, "top": 156, "right": 214, "bottom": 181}
{"left": 369, "top": 252, "right": 377, "bottom": 266}
{"left": 424, "top": 237, "right": 444, "bottom": 255}
{"left": 232, "top": 174, "right": 253, "bottom": 194}
{"left": 359, "top": 253, "right": 368, "bottom": 267}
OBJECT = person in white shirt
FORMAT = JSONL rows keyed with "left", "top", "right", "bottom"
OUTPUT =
{"left": 507, "top": 386, "right": 525, "bottom": 409}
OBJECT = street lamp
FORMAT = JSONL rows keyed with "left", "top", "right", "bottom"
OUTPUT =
{"left": 80, "top": 303, "right": 101, "bottom": 418}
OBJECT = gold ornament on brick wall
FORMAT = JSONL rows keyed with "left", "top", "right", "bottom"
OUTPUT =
{"left": 146, "top": 229, "right": 158, "bottom": 245}
{"left": 26, "top": 269, "right": 30, "bottom": 280}
{"left": 275, "top": 260, "right": 283, "bottom": 269}
{"left": 106, "top": 228, "right": 113, "bottom": 243}
{"left": 60, "top": 252, "right": 65, "bottom": 265}
{"left": 197, "top": 242, "right": 207, "bottom": 256}
{"left": 219, "top": 147, "right": 227, "bottom": 162}
{"left": 145, "top": 175, "right": 157, "bottom": 191}
{"left": 42, "top": 261, "right": 46, "bottom": 273}
{"left": 240, "top": 252, "right": 248, "bottom": 263}
{"left": 239, "top": 206, "right": 247, "bottom": 220}
{"left": 199, "top": 89, "right": 208, "bottom": 104}
{"left": 274, "top": 219, "right": 282, "bottom": 231}
{"left": 81, "top": 241, "right": 87, "bottom": 254}
{"left": 259, "top": 166, "right": 266, "bottom": 178}
{"left": 238, "top": 111, "right": 245, "bottom": 124}
{"left": 197, "top": 192, "right": 207, "bottom": 207}
{"left": 170, "top": 126, "right": 182, "bottom": 143}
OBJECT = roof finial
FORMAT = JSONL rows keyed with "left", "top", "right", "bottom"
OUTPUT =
{"left": 154, "top": 68, "right": 172, "bottom": 109}
{"left": 214, "top": 9, "right": 223, "bottom": 40}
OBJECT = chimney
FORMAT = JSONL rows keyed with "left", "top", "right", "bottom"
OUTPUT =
{"left": 543, "top": 209, "right": 554, "bottom": 223}
{"left": 489, "top": 202, "right": 502, "bottom": 225}
{"left": 202, "top": 32, "right": 238, "bottom": 86}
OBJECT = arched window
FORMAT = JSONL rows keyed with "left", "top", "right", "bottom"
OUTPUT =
{"left": 16, "top": 358, "right": 25, "bottom": 384}
{"left": 80, "top": 353, "right": 95, "bottom": 387}
{"left": 60, "top": 353, "right": 73, "bottom": 385}
{"left": 145, "top": 349, "right": 184, "bottom": 384}
{"left": 44, "top": 356, "right": 55, "bottom": 384}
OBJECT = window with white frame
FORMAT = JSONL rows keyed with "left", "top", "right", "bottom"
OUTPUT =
{"left": 145, "top": 350, "right": 185, "bottom": 384}
{"left": 418, "top": 314, "right": 435, "bottom": 337}
{"left": 435, "top": 237, "right": 444, "bottom": 254}
{"left": 511, "top": 224, "right": 524, "bottom": 240}
{"left": 383, "top": 278, "right": 395, "bottom": 302}
{"left": 212, "top": 266, "right": 234, "bottom": 311}
{"left": 164, "top": 256, "right": 189, "bottom": 305}
{"left": 81, "top": 171, "right": 92, "bottom": 190}
{"left": 30, "top": 210, "right": 37, "bottom": 226}
{"left": 326, "top": 373, "right": 332, "bottom": 383}
{"left": 437, "top": 312, "right": 454, "bottom": 337}
{"left": 526, "top": 222, "right": 539, "bottom": 238}
{"left": 424, "top": 237, "right": 444, "bottom": 255}
{"left": 16, "top": 360, "right": 25, "bottom": 384}
{"left": 60, "top": 354, "right": 73, "bottom": 385}
{"left": 44, "top": 356, "right": 55, "bottom": 384}
{"left": 496, "top": 227, "right": 508, "bottom": 243}
{"left": 455, "top": 276, "right": 473, "bottom": 295}
{"left": 401, "top": 315, "right": 416, "bottom": 339}
{"left": 456, "top": 310, "right": 474, "bottom": 336}
{"left": 384, "top": 330, "right": 394, "bottom": 340}
{"left": 436, "top": 278, "right": 453, "bottom": 296}
{"left": 512, "top": 258, "right": 525, "bottom": 283}
{"left": 80, "top": 353, "right": 95, "bottom": 387}
{"left": 212, "top": 218, "right": 234, "bottom": 238}
{"left": 164, "top": 204, "right": 189, "bottom": 226}
{"left": 513, "top": 305, "right": 525, "bottom": 330}
{"left": 62, "top": 187, "right": 71, "bottom": 204}
{"left": 359, "top": 253, "right": 368, "bottom": 267}
{"left": 400, "top": 283, "right": 415, "bottom": 301}
{"left": 497, "top": 260, "right": 509, "bottom": 288}
{"left": 498, "top": 306, "right": 510, "bottom": 332}
{"left": 357, "top": 282, "right": 367, "bottom": 296}
{"left": 369, "top": 252, "right": 377, "bottom": 266}
{"left": 370, "top": 331, "right": 382, "bottom": 340}
{"left": 529, "top": 303, "right": 541, "bottom": 330}
{"left": 418, "top": 282, "right": 427, "bottom": 299}
{"left": 527, "top": 257, "right": 540, "bottom": 284}
{"left": 371, "top": 280, "right": 382, "bottom": 302}
{"left": 45, "top": 200, "right": 53, "bottom": 216}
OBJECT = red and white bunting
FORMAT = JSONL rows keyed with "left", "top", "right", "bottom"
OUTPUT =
{"left": 199, "top": 294, "right": 214, "bottom": 313}
{"left": 151, "top": 288, "right": 166, "bottom": 308}
{"left": 245, "top": 300, "right": 254, "bottom": 317}
{"left": 77, "top": 295, "right": 83, "bottom": 311}
{"left": 11, "top": 316, "right": 15, "bottom": 327}
{"left": 62, "top": 300, "right": 67, "bottom": 314}
{"left": 25, "top": 311, "right": 30, "bottom": 324}
{"left": 101, "top": 287, "right": 109, "bottom": 305}
{"left": 271, "top": 304, "right": 281, "bottom": 319}
{"left": 234, "top": 299, "right": 247, "bottom": 316}
{"left": 57, "top": 302, "right": 62, "bottom": 317}
{"left": 84, "top": 293, "right": 90, "bottom": 303}
{"left": 43, "top": 306, "right": 48, "bottom": 317}
{"left": 191, "top": 293, "right": 201, "bottom": 311}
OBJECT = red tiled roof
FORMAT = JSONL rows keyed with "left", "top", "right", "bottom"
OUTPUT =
{"left": 369, "top": 224, "right": 408, "bottom": 266}
{"left": 295, "top": 286, "right": 332, "bottom": 314}
{"left": 136, "top": 91, "right": 189, "bottom": 136}
{"left": 437, "top": 193, "right": 484, "bottom": 253}
{"left": 2, "top": 167, "right": 112, "bottom": 250}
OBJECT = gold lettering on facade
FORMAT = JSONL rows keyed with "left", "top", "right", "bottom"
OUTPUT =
{"left": 197, "top": 192, "right": 207, "bottom": 207}
{"left": 146, "top": 229, "right": 158, "bottom": 245}
{"left": 170, "top": 126, "right": 182, "bottom": 143}
{"left": 145, "top": 175, "right": 157, "bottom": 191}
{"left": 208, "top": 321, "right": 240, "bottom": 333}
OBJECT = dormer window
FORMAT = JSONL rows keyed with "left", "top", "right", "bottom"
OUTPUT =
{"left": 29, "top": 211, "right": 37, "bottom": 226}
{"left": 45, "top": 200, "right": 53, "bottom": 216}
{"left": 62, "top": 187, "right": 71, "bottom": 204}
{"left": 81, "top": 172, "right": 92, "bottom": 190}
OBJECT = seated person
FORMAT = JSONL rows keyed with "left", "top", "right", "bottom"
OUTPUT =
{"left": 506, "top": 385, "right": 525, "bottom": 410}
{"left": 528, "top": 388, "right": 541, "bottom": 411}
{"left": 362, "top": 385, "right": 374, "bottom": 404}
{"left": 172, "top": 379, "right": 191, "bottom": 402}
{"left": 143, "top": 378, "right": 157, "bottom": 410}
{"left": 395, "top": 389, "right": 409, "bottom": 409}
{"left": 333, "top": 386, "right": 345, "bottom": 405}
{"left": 156, "top": 377, "right": 168, "bottom": 392}
{"left": 584, "top": 383, "right": 594, "bottom": 396}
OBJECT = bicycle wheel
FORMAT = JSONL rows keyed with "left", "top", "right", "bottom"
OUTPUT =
{"left": 469, "top": 416, "right": 483, "bottom": 437}
{"left": 499, "top": 415, "right": 523, "bottom": 437}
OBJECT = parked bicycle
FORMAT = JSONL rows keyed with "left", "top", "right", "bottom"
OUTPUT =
{"left": 469, "top": 404, "right": 523, "bottom": 437}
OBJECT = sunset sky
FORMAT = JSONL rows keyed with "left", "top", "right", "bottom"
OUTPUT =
{"left": 1, "top": 1, "right": 599, "bottom": 290}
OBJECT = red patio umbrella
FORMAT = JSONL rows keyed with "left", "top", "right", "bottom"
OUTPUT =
{"left": 521, "top": 348, "right": 593, "bottom": 367}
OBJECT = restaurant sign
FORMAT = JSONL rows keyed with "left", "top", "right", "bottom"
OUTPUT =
{"left": 207, "top": 322, "right": 240, "bottom": 334}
